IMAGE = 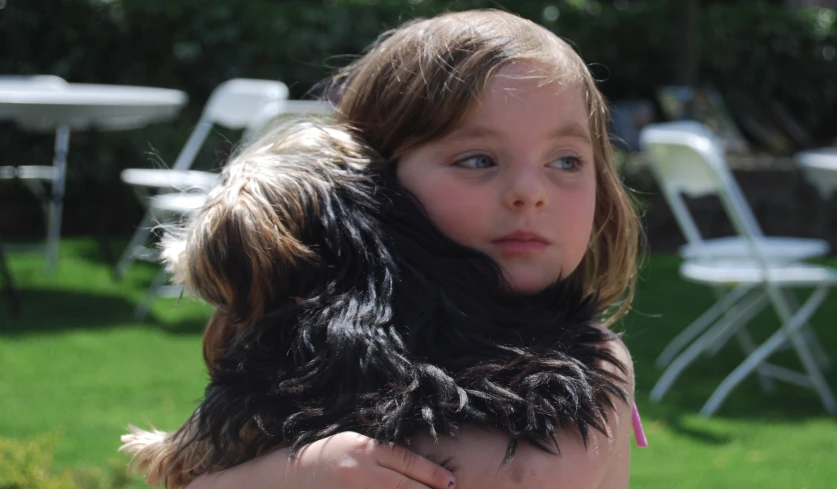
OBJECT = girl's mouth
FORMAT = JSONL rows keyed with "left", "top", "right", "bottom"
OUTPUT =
{"left": 491, "top": 230, "right": 550, "bottom": 256}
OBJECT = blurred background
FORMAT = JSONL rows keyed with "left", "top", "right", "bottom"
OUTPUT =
{"left": 1, "top": 1, "right": 836, "bottom": 488}
{"left": 2, "top": 0, "right": 837, "bottom": 244}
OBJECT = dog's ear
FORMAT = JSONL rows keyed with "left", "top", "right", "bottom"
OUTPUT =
{"left": 159, "top": 160, "right": 325, "bottom": 326}
{"left": 202, "top": 309, "right": 235, "bottom": 377}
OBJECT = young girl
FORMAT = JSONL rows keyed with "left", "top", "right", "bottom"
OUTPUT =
{"left": 122, "top": 8, "right": 645, "bottom": 489}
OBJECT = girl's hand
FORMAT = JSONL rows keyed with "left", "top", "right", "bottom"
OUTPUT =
{"left": 291, "top": 431, "right": 456, "bottom": 489}
{"left": 186, "top": 431, "right": 456, "bottom": 489}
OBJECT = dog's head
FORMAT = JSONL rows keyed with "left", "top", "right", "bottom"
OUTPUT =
{"left": 163, "top": 121, "right": 375, "bottom": 323}
{"left": 159, "top": 121, "right": 383, "bottom": 368}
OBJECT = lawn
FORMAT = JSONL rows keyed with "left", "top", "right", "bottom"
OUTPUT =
{"left": 2, "top": 238, "right": 836, "bottom": 488}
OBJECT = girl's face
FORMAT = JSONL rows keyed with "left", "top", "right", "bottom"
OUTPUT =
{"left": 397, "top": 63, "right": 597, "bottom": 294}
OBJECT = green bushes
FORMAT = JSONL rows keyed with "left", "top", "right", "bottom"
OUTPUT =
{"left": 0, "top": 435, "right": 130, "bottom": 489}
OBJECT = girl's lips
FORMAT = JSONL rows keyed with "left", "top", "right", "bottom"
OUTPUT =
{"left": 492, "top": 230, "right": 550, "bottom": 244}
{"left": 491, "top": 238, "right": 549, "bottom": 256}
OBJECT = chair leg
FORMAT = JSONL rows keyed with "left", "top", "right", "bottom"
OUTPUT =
{"left": 803, "top": 327, "right": 832, "bottom": 371}
{"left": 699, "top": 286, "right": 835, "bottom": 417}
{"left": 703, "top": 292, "right": 775, "bottom": 393}
{"left": 733, "top": 328, "right": 776, "bottom": 394}
{"left": 704, "top": 292, "right": 769, "bottom": 356}
{"left": 770, "top": 286, "right": 837, "bottom": 413}
{"left": 114, "top": 211, "right": 156, "bottom": 280}
{"left": 133, "top": 268, "right": 169, "bottom": 321}
{"left": 655, "top": 283, "right": 753, "bottom": 369}
{"left": 650, "top": 287, "right": 770, "bottom": 403}
{"left": 46, "top": 125, "right": 70, "bottom": 275}
{"left": 780, "top": 289, "right": 831, "bottom": 370}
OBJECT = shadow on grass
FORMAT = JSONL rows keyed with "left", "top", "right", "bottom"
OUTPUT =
{"left": 143, "top": 301, "right": 211, "bottom": 336}
{"left": 0, "top": 287, "right": 208, "bottom": 337}
{"left": 651, "top": 411, "right": 733, "bottom": 446}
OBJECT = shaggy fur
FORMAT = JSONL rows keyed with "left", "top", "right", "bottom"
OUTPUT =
{"left": 121, "top": 122, "right": 628, "bottom": 488}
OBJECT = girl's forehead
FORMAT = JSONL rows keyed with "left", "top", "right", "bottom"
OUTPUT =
{"left": 461, "top": 65, "right": 588, "bottom": 120}
{"left": 497, "top": 59, "right": 587, "bottom": 87}
{"left": 486, "top": 63, "right": 585, "bottom": 95}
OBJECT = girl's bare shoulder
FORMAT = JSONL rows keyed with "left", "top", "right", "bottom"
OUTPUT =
{"left": 590, "top": 323, "right": 635, "bottom": 391}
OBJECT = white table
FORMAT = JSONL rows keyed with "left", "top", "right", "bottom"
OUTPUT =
{"left": 796, "top": 149, "right": 837, "bottom": 199}
{"left": 795, "top": 149, "right": 837, "bottom": 242}
{"left": 0, "top": 82, "right": 187, "bottom": 131}
{"left": 0, "top": 81, "right": 188, "bottom": 272}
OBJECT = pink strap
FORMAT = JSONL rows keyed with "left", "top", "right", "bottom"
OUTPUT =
{"left": 631, "top": 403, "right": 648, "bottom": 448}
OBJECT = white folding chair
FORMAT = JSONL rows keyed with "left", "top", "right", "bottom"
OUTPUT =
{"left": 114, "top": 79, "right": 290, "bottom": 279}
{"left": 0, "top": 75, "right": 69, "bottom": 273}
{"left": 640, "top": 121, "right": 836, "bottom": 416}
{"left": 641, "top": 121, "right": 830, "bottom": 371}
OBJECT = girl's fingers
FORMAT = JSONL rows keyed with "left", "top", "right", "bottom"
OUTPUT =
{"left": 375, "top": 444, "right": 456, "bottom": 489}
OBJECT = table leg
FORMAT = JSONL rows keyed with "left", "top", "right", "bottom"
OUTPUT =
{"left": 83, "top": 131, "right": 116, "bottom": 267}
{"left": 46, "top": 125, "right": 70, "bottom": 274}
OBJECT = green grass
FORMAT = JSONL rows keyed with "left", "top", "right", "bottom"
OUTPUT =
{"left": 2, "top": 238, "right": 836, "bottom": 487}
{"left": 1, "top": 239, "right": 211, "bottom": 487}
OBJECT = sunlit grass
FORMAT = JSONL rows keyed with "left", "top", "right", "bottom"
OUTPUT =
{"left": 2, "top": 238, "right": 836, "bottom": 487}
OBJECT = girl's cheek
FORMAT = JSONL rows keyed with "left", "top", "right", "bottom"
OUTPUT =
{"left": 427, "top": 206, "right": 480, "bottom": 246}
{"left": 411, "top": 179, "right": 484, "bottom": 240}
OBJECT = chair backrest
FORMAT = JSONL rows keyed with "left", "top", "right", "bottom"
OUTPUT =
{"left": 639, "top": 121, "right": 766, "bottom": 259}
{"left": 170, "top": 78, "right": 289, "bottom": 171}
{"left": 241, "top": 100, "right": 283, "bottom": 144}
{"left": 240, "top": 99, "right": 336, "bottom": 144}
{"left": 204, "top": 79, "right": 289, "bottom": 129}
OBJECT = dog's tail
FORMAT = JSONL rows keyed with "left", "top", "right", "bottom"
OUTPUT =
{"left": 120, "top": 421, "right": 211, "bottom": 489}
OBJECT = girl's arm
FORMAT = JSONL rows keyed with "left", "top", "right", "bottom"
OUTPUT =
{"left": 185, "top": 431, "right": 457, "bottom": 489}
{"left": 595, "top": 334, "right": 635, "bottom": 489}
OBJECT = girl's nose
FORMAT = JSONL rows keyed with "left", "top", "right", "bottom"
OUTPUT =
{"left": 502, "top": 165, "right": 547, "bottom": 210}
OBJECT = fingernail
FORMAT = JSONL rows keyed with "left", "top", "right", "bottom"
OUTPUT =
{"left": 447, "top": 476, "right": 456, "bottom": 488}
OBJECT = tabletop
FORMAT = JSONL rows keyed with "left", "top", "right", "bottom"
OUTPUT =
{"left": 795, "top": 148, "right": 837, "bottom": 198}
{"left": 0, "top": 82, "right": 188, "bottom": 132}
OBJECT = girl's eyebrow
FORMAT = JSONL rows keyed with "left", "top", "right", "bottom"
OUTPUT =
{"left": 551, "top": 122, "right": 592, "bottom": 144}
{"left": 444, "top": 124, "right": 502, "bottom": 142}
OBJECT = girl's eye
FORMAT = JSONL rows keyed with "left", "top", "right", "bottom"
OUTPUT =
{"left": 454, "top": 154, "right": 495, "bottom": 169}
{"left": 549, "top": 156, "right": 583, "bottom": 171}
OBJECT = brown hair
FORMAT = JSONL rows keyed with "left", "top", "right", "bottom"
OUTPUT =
{"left": 330, "top": 9, "right": 643, "bottom": 325}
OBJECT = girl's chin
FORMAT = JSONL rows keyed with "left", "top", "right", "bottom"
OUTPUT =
{"left": 502, "top": 273, "right": 558, "bottom": 295}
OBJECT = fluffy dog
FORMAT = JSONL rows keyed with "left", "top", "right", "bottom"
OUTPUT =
{"left": 120, "top": 121, "right": 628, "bottom": 488}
